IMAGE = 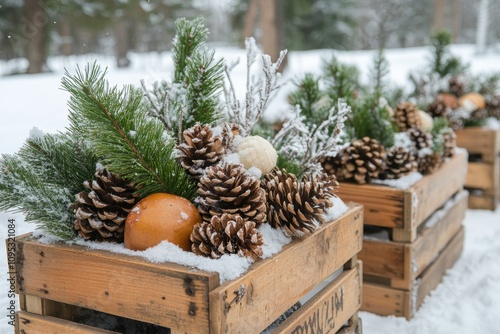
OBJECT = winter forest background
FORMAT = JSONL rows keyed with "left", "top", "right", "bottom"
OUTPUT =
{"left": 1, "top": 0, "right": 499, "bottom": 75}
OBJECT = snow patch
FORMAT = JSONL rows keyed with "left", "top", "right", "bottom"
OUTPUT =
{"left": 324, "top": 196, "right": 349, "bottom": 221}
{"left": 247, "top": 166, "right": 262, "bottom": 179}
{"left": 370, "top": 172, "right": 423, "bottom": 190}
{"left": 28, "top": 127, "right": 45, "bottom": 140}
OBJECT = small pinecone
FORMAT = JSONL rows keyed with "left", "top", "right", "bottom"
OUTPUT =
{"left": 442, "top": 128, "right": 457, "bottom": 158}
{"left": 221, "top": 122, "right": 240, "bottom": 149}
{"left": 417, "top": 152, "right": 443, "bottom": 175}
{"left": 382, "top": 147, "right": 417, "bottom": 180}
{"left": 447, "top": 111, "right": 465, "bottom": 130}
{"left": 73, "top": 169, "right": 138, "bottom": 241}
{"left": 196, "top": 162, "right": 267, "bottom": 226}
{"left": 469, "top": 108, "right": 489, "bottom": 123}
{"left": 319, "top": 153, "right": 345, "bottom": 181}
{"left": 176, "top": 124, "right": 226, "bottom": 180}
{"left": 427, "top": 98, "right": 452, "bottom": 118}
{"left": 407, "top": 128, "right": 433, "bottom": 151}
{"left": 448, "top": 75, "right": 466, "bottom": 97}
{"left": 486, "top": 95, "right": 500, "bottom": 119}
{"left": 341, "top": 137, "right": 385, "bottom": 184}
{"left": 190, "top": 213, "right": 263, "bottom": 259}
{"left": 261, "top": 168, "right": 334, "bottom": 238}
{"left": 394, "top": 102, "right": 422, "bottom": 131}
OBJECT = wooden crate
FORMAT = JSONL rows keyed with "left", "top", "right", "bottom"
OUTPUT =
{"left": 13, "top": 204, "right": 363, "bottom": 334}
{"left": 359, "top": 191, "right": 467, "bottom": 319}
{"left": 455, "top": 126, "right": 500, "bottom": 210}
{"left": 336, "top": 149, "right": 468, "bottom": 242}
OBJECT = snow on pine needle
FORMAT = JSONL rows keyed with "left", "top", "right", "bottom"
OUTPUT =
{"left": 223, "top": 37, "right": 287, "bottom": 136}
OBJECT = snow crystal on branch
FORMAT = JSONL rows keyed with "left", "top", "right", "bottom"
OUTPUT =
{"left": 273, "top": 100, "right": 350, "bottom": 177}
{"left": 223, "top": 37, "right": 287, "bottom": 136}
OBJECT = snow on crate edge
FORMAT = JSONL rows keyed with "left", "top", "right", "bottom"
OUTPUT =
{"left": 31, "top": 198, "right": 349, "bottom": 284}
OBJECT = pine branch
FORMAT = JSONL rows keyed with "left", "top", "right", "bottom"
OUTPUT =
{"left": 288, "top": 73, "right": 331, "bottom": 126}
{"left": 62, "top": 62, "right": 197, "bottom": 200}
{"left": 0, "top": 154, "right": 76, "bottom": 240}
{"left": 322, "top": 55, "right": 360, "bottom": 107}
{"left": 369, "top": 49, "right": 390, "bottom": 98}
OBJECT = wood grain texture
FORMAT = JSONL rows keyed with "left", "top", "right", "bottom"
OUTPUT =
{"left": 209, "top": 204, "right": 363, "bottom": 334}
{"left": 468, "top": 193, "right": 499, "bottom": 210}
{"left": 456, "top": 127, "right": 500, "bottom": 162}
{"left": 361, "top": 191, "right": 467, "bottom": 290}
{"left": 337, "top": 150, "right": 467, "bottom": 242}
{"left": 17, "top": 311, "right": 119, "bottom": 334}
{"left": 361, "top": 227, "right": 465, "bottom": 320}
{"left": 466, "top": 162, "right": 497, "bottom": 190}
{"left": 16, "top": 237, "right": 219, "bottom": 333}
{"left": 273, "top": 262, "right": 362, "bottom": 334}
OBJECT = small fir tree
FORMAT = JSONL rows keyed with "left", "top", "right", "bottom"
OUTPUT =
{"left": 322, "top": 55, "right": 360, "bottom": 107}
{"left": 429, "top": 31, "right": 468, "bottom": 78}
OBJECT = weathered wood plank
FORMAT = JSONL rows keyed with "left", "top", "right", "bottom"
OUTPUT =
{"left": 468, "top": 193, "right": 499, "bottom": 210}
{"left": 272, "top": 262, "right": 362, "bottom": 334}
{"left": 17, "top": 311, "right": 119, "bottom": 334}
{"left": 16, "top": 236, "right": 219, "bottom": 333}
{"left": 209, "top": 204, "right": 363, "bottom": 334}
{"left": 466, "top": 162, "right": 497, "bottom": 190}
{"left": 456, "top": 127, "right": 500, "bottom": 162}
{"left": 361, "top": 282, "right": 410, "bottom": 318}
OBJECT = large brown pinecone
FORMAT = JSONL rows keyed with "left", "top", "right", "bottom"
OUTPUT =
{"left": 319, "top": 153, "right": 345, "bottom": 181}
{"left": 73, "top": 169, "right": 138, "bottom": 242}
{"left": 196, "top": 162, "right": 267, "bottom": 226}
{"left": 407, "top": 128, "right": 433, "bottom": 151}
{"left": 341, "top": 137, "right": 385, "bottom": 184}
{"left": 394, "top": 102, "right": 422, "bottom": 131}
{"left": 176, "top": 124, "right": 226, "bottom": 180}
{"left": 486, "top": 95, "right": 500, "bottom": 119}
{"left": 469, "top": 108, "right": 489, "bottom": 123}
{"left": 261, "top": 168, "right": 334, "bottom": 238}
{"left": 427, "top": 98, "right": 452, "bottom": 118}
{"left": 417, "top": 151, "right": 443, "bottom": 175}
{"left": 190, "top": 213, "right": 263, "bottom": 259}
{"left": 381, "top": 146, "right": 418, "bottom": 180}
{"left": 448, "top": 75, "right": 466, "bottom": 97}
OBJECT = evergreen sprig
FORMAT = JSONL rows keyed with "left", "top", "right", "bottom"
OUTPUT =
{"left": 288, "top": 73, "right": 330, "bottom": 126}
{"left": 429, "top": 31, "right": 468, "bottom": 78}
{"left": 0, "top": 132, "right": 97, "bottom": 239}
{"left": 369, "top": 49, "right": 390, "bottom": 99}
{"left": 62, "top": 62, "right": 197, "bottom": 200}
{"left": 322, "top": 55, "right": 360, "bottom": 107}
{"left": 144, "top": 17, "right": 225, "bottom": 141}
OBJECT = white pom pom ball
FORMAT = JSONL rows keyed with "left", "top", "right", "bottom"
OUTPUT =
{"left": 418, "top": 110, "right": 434, "bottom": 133}
{"left": 236, "top": 135, "right": 277, "bottom": 175}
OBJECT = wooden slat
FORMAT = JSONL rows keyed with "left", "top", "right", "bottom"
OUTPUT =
{"left": 455, "top": 127, "right": 500, "bottom": 162}
{"left": 466, "top": 162, "right": 497, "bottom": 190}
{"left": 337, "top": 150, "right": 467, "bottom": 242}
{"left": 361, "top": 282, "right": 410, "bottom": 318}
{"left": 16, "top": 236, "right": 220, "bottom": 333}
{"left": 468, "top": 194, "right": 499, "bottom": 210}
{"left": 17, "top": 311, "right": 119, "bottom": 334}
{"left": 272, "top": 262, "right": 362, "bottom": 334}
{"left": 361, "top": 227, "right": 465, "bottom": 320}
{"left": 209, "top": 204, "right": 363, "bottom": 334}
{"left": 416, "top": 227, "right": 465, "bottom": 308}
{"left": 336, "top": 183, "right": 404, "bottom": 229}
{"left": 409, "top": 150, "right": 467, "bottom": 233}
{"left": 360, "top": 190, "right": 467, "bottom": 287}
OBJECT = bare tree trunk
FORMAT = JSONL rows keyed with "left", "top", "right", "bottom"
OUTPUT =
{"left": 243, "top": 0, "right": 259, "bottom": 39}
{"left": 476, "top": 0, "right": 489, "bottom": 54}
{"left": 24, "top": 0, "right": 48, "bottom": 73}
{"left": 258, "top": 0, "right": 286, "bottom": 71}
{"left": 432, "top": 0, "right": 447, "bottom": 32}
{"left": 451, "top": 0, "right": 462, "bottom": 42}
{"left": 59, "top": 20, "right": 72, "bottom": 56}
{"left": 114, "top": 17, "right": 131, "bottom": 68}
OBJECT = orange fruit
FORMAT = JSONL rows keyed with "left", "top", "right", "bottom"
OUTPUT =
{"left": 124, "top": 193, "right": 202, "bottom": 251}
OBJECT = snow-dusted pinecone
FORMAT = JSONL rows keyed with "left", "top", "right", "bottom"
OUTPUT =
{"left": 469, "top": 108, "right": 489, "bottom": 123}
{"left": 407, "top": 128, "right": 433, "bottom": 151}
{"left": 394, "top": 102, "right": 422, "bottom": 131}
{"left": 220, "top": 122, "right": 240, "bottom": 150}
{"left": 442, "top": 128, "right": 457, "bottom": 158}
{"left": 190, "top": 213, "right": 263, "bottom": 259}
{"left": 196, "top": 162, "right": 267, "bottom": 226}
{"left": 341, "top": 137, "right": 385, "bottom": 184}
{"left": 73, "top": 169, "right": 138, "bottom": 242}
{"left": 417, "top": 151, "right": 443, "bottom": 175}
{"left": 261, "top": 168, "right": 334, "bottom": 238}
{"left": 176, "top": 124, "right": 226, "bottom": 180}
{"left": 427, "top": 97, "right": 452, "bottom": 118}
{"left": 447, "top": 110, "right": 465, "bottom": 130}
{"left": 319, "top": 153, "right": 345, "bottom": 181}
{"left": 486, "top": 95, "right": 500, "bottom": 119}
{"left": 448, "top": 75, "right": 467, "bottom": 97}
{"left": 381, "top": 146, "right": 418, "bottom": 179}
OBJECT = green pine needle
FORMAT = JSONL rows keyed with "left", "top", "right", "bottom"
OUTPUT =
{"left": 62, "top": 62, "right": 197, "bottom": 201}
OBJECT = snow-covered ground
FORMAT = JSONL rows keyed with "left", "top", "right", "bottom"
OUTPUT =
{"left": 1, "top": 44, "right": 500, "bottom": 333}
